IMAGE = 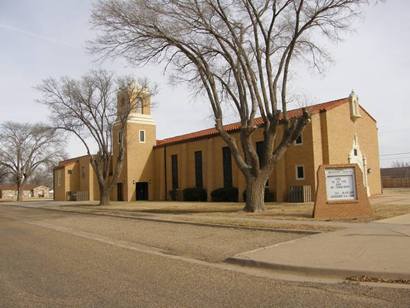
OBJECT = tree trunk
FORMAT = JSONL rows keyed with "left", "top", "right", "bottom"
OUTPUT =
{"left": 99, "top": 187, "right": 110, "bottom": 206}
{"left": 17, "top": 183, "right": 24, "bottom": 202}
{"left": 243, "top": 176, "right": 267, "bottom": 212}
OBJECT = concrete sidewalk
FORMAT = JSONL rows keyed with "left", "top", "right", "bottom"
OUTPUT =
{"left": 4, "top": 200, "right": 410, "bottom": 281}
{"left": 228, "top": 215, "right": 410, "bottom": 280}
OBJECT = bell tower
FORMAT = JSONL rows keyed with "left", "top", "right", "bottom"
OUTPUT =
{"left": 116, "top": 86, "right": 153, "bottom": 121}
{"left": 112, "top": 85, "right": 156, "bottom": 201}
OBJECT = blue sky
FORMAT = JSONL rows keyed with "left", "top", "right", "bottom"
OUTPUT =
{"left": 0, "top": 0, "right": 409, "bottom": 167}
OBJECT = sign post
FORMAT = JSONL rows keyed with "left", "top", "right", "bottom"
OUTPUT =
{"left": 313, "top": 164, "right": 373, "bottom": 220}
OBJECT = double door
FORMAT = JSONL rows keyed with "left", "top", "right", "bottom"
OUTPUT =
{"left": 136, "top": 182, "right": 149, "bottom": 200}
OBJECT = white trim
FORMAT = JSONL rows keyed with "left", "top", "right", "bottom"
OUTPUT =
{"left": 348, "top": 135, "right": 370, "bottom": 196}
{"left": 139, "top": 130, "right": 146, "bottom": 143}
{"left": 114, "top": 113, "right": 156, "bottom": 126}
{"left": 295, "top": 165, "right": 305, "bottom": 180}
{"left": 349, "top": 91, "right": 361, "bottom": 120}
{"left": 127, "top": 113, "right": 156, "bottom": 125}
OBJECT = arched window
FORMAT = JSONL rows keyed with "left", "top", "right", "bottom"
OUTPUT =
{"left": 135, "top": 97, "right": 143, "bottom": 114}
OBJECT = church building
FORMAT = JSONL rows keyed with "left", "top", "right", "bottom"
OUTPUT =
{"left": 53, "top": 90, "right": 382, "bottom": 203}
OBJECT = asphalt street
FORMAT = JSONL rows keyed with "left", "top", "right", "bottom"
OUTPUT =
{"left": 1, "top": 205, "right": 409, "bottom": 307}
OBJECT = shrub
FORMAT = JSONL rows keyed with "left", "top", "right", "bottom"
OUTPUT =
{"left": 169, "top": 189, "right": 177, "bottom": 201}
{"left": 183, "top": 187, "right": 207, "bottom": 201}
{"left": 243, "top": 188, "right": 275, "bottom": 202}
{"left": 264, "top": 190, "right": 275, "bottom": 202}
{"left": 211, "top": 187, "right": 239, "bottom": 202}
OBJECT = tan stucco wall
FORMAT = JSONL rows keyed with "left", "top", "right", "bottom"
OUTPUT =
{"left": 32, "top": 186, "right": 50, "bottom": 198}
{"left": 112, "top": 91, "right": 157, "bottom": 201}
{"left": 282, "top": 122, "right": 315, "bottom": 200}
{"left": 325, "top": 103, "right": 381, "bottom": 195}
{"left": 54, "top": 167, "right": 66, "bottom": 200}
{"left": 0, "top": 187, "right": 49, "bottom": 200}
{"left": 123, "top": 122, "right": 156, "bottom": 201}
{"left": 0, "top": 189, "right": 17, "bottom": 200}
{"left": 356, "top": 111, "right": 382, "bottom": 195}
{"left": 154, "top": 122, "right": 315, "bottom": 202}
{"left": 53, "top": 157, "right": 96, "bottom": 201}
{"left": 53, "top": 99, "right": 381, "bottom": 202}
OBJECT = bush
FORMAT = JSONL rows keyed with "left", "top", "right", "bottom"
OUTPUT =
{"left": 183, "top": 187, "right": 207, "bottom": 201}
{"left": 169, "top": 189, "right": 177, "bottom": 201}
{"left": 243, "top": 188, "right": 275, "bottom": 202}
{"left": 211, "top": 187, "right": 239, "bottom": 202}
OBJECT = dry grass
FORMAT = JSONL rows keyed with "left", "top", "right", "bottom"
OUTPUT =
{"left": 204, "top": 203, "right": 314, "bottom": 221}
{"left": 95, "top": 200, "right": 315, "bottom": 221}
{"left": 173, "top": 215, "right": 337, "bottom": 232}
{"left": 373, "top": 205, "right": 410, "bottom": 220}
{"left": 100, "top": 189, "right": 410, "bottom": 222}
{"left": 370, "top": 189, "right": 410, "bottom": 220}
{"left": 44, "top": 188, "right": 410, "bottom": 229}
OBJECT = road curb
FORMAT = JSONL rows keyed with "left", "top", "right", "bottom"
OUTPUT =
{"left": 2, "top": 203, "right": 321, "bottom": 235}
{"left": 225, "top": 256, "right": 410, "bottom": 281}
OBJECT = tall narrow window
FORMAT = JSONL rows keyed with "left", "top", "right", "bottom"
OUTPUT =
{"left": 135, "top": 97, "right": 143, "bottom": 114}
{"left": 296, "top": 165, "right": 305, "bottom": 180}
{"left": 56, "top": 170, "right": 61, "bottom": 187}
{"left": 139, "top": 130, "right": 145, "bottom": 143}
{"left": 222, "top": 147, "right": 232, "bottom": 188}
{"left": 295, "top": 134, "right": 303, "bottom": 145}
{"left": 171, "top": 154, "right": 179, "bottom": 190}
{"left": 109, "top": 160, "right": 113, "bottom": 176}
{"left": 194, "top": 151, "right": 203, "bottom": 188}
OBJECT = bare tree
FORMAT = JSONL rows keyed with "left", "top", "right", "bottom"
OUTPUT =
{"left": 391, "top": 161, "right": 410, "bottom": 168}
{"left": 0, "top": 122, "right": 65, "bottom": 201}
{"left": 0, "top": 165, "right": 9, "bottom": 184}
{"left": 28, "top": 165, "right": 54, "bottom": 188}
{"left": 37, "top": 70, "right": 153, "bottom": 205}
{"left": 91, "top": 0, "right": 371, "bottom": 212}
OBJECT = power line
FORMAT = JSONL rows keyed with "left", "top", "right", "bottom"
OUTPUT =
{"left": 380, "top": 151, "right": 410, "bottom": 157}
{"left": 380, "top": 156, "right": 410, "bottom": 161}
{"left": 379, "top": 131, "right": 409, "bottom": 135}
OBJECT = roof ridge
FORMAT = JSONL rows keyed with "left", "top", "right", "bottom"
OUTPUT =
{"left": 58, "top": 154, "right": 91, "bottom": 165}
{"left": 0, "top": 183, "right": 43, "bottom": 190}
{"left": 155, "top": 97, "right": 349, "bottom": 147}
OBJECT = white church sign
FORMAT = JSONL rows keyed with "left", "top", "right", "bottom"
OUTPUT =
{"left": 313, "top": 164, "right": 373, "bottom": 220}
{"left": 325, "top": 167, "right": 357, "bottom": 201}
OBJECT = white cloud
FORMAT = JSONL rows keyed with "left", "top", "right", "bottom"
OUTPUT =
{"left": 0, "top": 23, "right": 79, "bottom": 49}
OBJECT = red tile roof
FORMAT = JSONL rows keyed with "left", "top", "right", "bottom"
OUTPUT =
{"left": 155, "top": 97, "right": 349, "bottom": 147}
{"left": 0, "top": 184, "right": 39, "bottom": 191}
{"left": 56, "top": 154, "right": 91, "bottom": 167}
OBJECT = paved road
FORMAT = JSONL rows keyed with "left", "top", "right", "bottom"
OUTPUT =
{"left": 1, "top": 205, "right": 409, "bottom": 307}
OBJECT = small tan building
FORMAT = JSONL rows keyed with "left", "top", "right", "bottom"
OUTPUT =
{"left": 53, "top": 91, "right": 382, "bottom": 202}
{"left": 0, "top": 184, "right": 51, "bottom": 200}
